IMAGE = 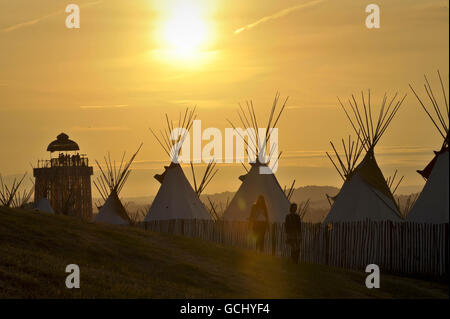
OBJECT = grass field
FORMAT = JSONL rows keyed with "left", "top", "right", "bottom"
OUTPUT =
{"left": 0, "top": 207, "right": 448, "bottom": 298}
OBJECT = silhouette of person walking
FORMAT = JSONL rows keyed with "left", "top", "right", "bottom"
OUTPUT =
{"left": 285, "top": 203, "right": 302, "bottom": 264}
{"left": 250, "top": 195, "right": 269, "bottom": 253}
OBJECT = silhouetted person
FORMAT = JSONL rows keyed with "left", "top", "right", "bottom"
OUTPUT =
{"left": 285, "top": 203, "right": 302, "bottom": 264}
{"left": 249, "top": 195, "right": 269, "bottom": 252}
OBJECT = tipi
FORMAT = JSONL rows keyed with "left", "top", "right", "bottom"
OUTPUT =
{"left": 36, "top": 197, "right": 54, "bottom": 214}
{"left": 407, "top": 71, "right": 449, "bottom": 223}
{"left": 93, "top": 144, "right": 142, "bottom": 225}
{"left": 221, "top": 93, "right": 290, "bottom": 223}
{"left": 144, "top": 109, "right": 212, "bottom": 221}
{"left": 323, "top": 91, "right": 406, "bottom": 223}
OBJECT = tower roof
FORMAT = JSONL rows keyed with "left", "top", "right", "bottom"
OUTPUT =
{"left": 47, "top": 133, "right": 80, "bottom": 152}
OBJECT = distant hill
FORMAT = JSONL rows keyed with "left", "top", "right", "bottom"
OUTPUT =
{"left": 0, "top": 207, "right": 447, "bottom": 298}
{"left": 290, "top": 185, "right": 339, "bottom": 207}
{"left": 201, "top": 186, "right": 337, "bottom": 222}
{"left": 95, "top": 185, "right": 344, "bottom": 223}
{"left": 96, "top": 185, "right": 419, "bottom": 223}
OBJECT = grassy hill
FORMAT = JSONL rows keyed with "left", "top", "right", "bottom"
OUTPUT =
{"left": 0, "top": 207, "right": 447, "bottom": 299}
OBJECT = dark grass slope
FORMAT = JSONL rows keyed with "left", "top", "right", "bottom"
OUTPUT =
{"left": 0, "top": 207, "right": 448, "bottom": 298}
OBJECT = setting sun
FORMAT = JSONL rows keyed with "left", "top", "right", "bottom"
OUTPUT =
{"left": 160, "top": 3, "right": 211, "bottom": 60}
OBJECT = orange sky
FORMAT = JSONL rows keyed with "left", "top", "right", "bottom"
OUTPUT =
{"left": 0, "top": 0, "right": 448, "bottom": 197}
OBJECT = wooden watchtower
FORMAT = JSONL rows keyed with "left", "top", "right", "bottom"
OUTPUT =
{"left": 33, "top": 133, "right": 93, "bottom": 220}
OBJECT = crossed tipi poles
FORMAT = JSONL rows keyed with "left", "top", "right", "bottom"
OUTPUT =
{"left": 93, "top": 144, "right": 143, "bottom": 224}
{"left": 226, "top": 92, "right": 288, "bottom": 168}
{"left": 409, "top": 70, "right": 449, "bottom": 153}
{"left": 0, "top": 173, "right": 34, "bottom": 209}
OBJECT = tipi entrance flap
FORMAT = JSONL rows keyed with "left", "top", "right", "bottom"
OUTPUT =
{"left": 418, "top": 147, "right": 449, "bottom": 179}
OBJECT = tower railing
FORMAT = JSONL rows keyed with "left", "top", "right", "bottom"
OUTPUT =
{"left": 36, "top": 155, "right": 89, "bottom": 168}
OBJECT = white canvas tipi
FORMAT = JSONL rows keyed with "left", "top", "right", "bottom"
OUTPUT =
{"left": 36, "top": 197, "right": 54, "bottom": 214}
{"left": 93, "top": 144, "right": 142, "bottom": 225}
{"left": 407, "top": 71, "right": 449, "bottom": 223}
{"left": 145, "top": 109, "right": 212, "bottom": 221}
{"left": 323, "top": 91, "right": 406, "bottom": 223}
{"left": 221, "top": 94, "right": 291, "bottom": 223}
{"left": 222, "top": 162, "right": 290, "bottom": 222}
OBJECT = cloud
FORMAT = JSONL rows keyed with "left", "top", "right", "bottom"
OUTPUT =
{"left": 169, "top": 99, "right": 229, "bottom": 109}
{"left": 0, "top": 1, "right": 102, "bottom": 33}
{"left": 79, "top": 104, "right": 128, "bottom": 109}
{"left": 412, "top": 0, "right": 449, "bottom": 10}
{"left": 277, "top": 146, "right": 436, "bottom": 170}
{"left": 234, "top": 0, "right": 326, "bottom": 34}
{"left": 1, "top": 10, "right": 62, "bottom": 33}
{"left": 286, "top": 104, "right": 335, "bottom": 110}
{"left": 71, "top": 126, "right": 130, "bottom": 132}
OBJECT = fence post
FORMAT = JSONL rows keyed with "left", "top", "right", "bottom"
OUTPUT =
{"left": 389, "top": 221, "right": 393, "bottom": 273}
{"left": 271, "top": 223, "right": 277, "bottom": 256}
{"left": 324, "top": 224, "right": 329, "bottom": 265}
{"left": 180, "top": 219, "right": 184, "bottom": 236}
{"left": 138, "top": 219, "right": 448, "bottom": 280}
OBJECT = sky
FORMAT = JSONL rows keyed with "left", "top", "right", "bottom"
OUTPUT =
{"left": 0, "top": 0, "right": 448, "bottom": 198}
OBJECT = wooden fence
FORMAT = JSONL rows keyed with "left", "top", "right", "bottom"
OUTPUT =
{"left": 139, "top": 220, "right": 449, "bottom": 279}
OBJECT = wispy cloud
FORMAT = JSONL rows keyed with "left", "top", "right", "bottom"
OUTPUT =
{"left": 1, "top": 10, "right": 61, "bottom": 33}
{"left": 284, "top": 146, "right": 436, "bottom": 158}
{"left": 286, "top": 104, "right": 335, "bottom": 110}
{"left": 71, "top": 126, "right": 129, "bottom": 132}
{"left": 79, "top": 104, "right": 128, "bottom": 109}
{"left": 169, "top": 99, "right": 230, "bottom": 109}
{"left": 234, "top": 0, "right": 326, "bottom": 34}
{"left": 1, "top": 1, "right": 102, "bottom": 33}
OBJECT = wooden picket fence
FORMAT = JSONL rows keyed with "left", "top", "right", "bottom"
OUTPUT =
{"left": 138, "top": 220, "right": 449, "bottom": 279}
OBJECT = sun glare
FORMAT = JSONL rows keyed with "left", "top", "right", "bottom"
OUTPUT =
{"left": 161, "top": 4, "right": 211, "bottom": 60}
